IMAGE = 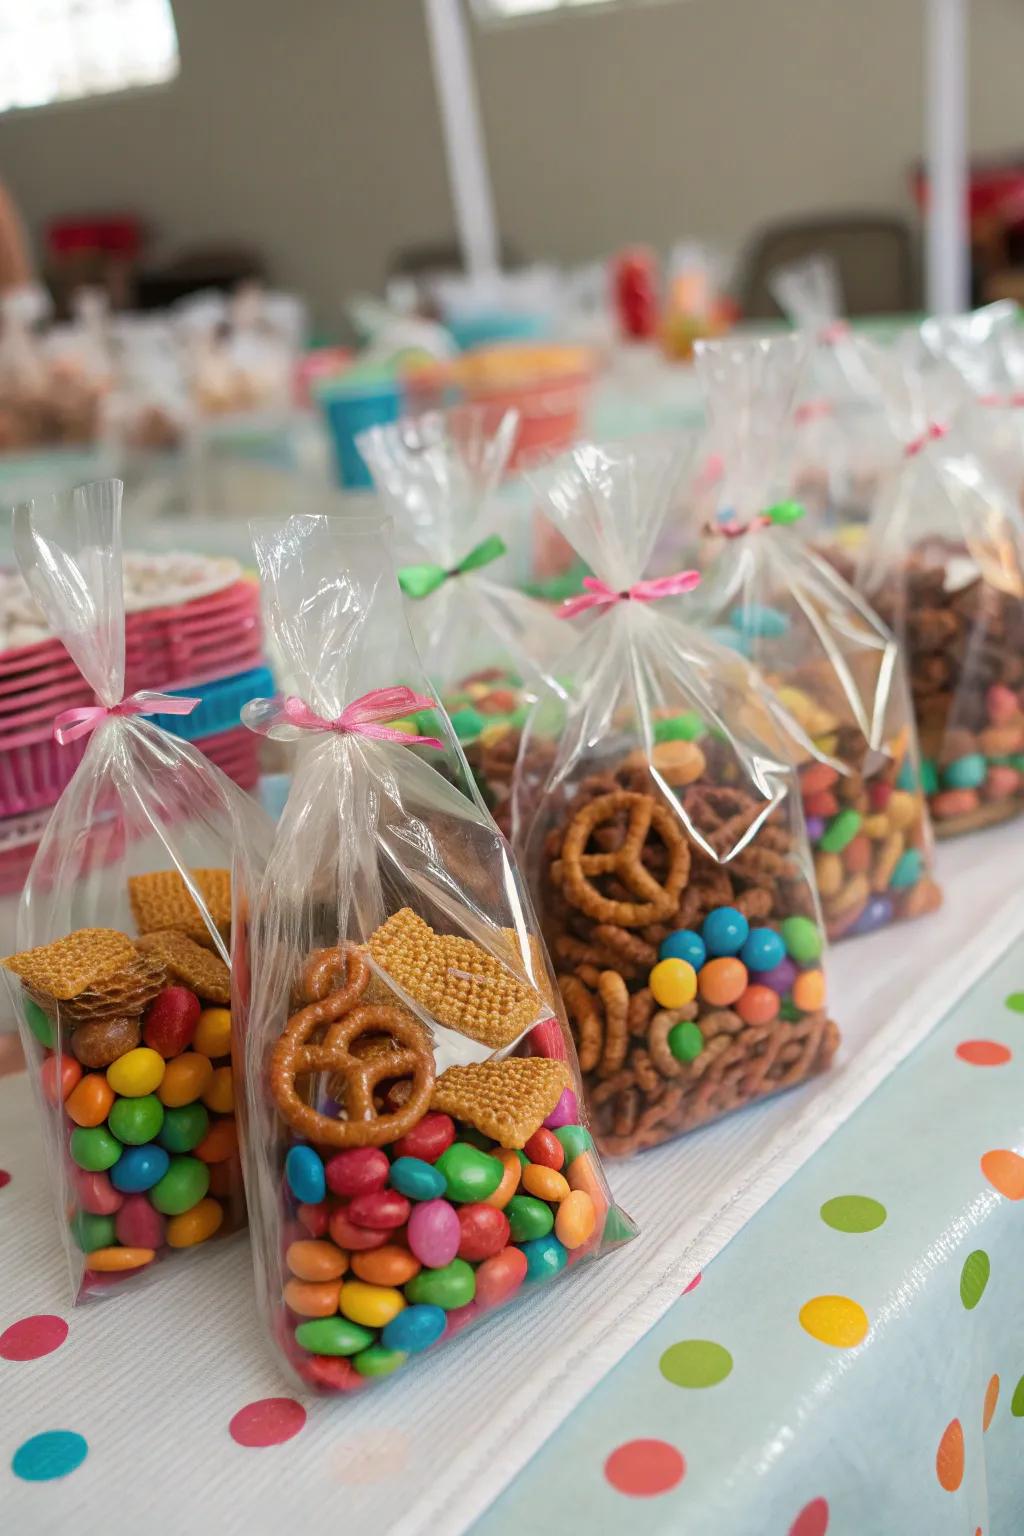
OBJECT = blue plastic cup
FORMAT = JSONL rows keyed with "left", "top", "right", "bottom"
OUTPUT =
{"left": 317, "top": 373, "right": 402, "bottom": 489}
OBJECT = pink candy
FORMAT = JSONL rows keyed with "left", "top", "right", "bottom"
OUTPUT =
{"left": 544, "top": 1087, "right": 579, "bottom": 1130}
{"left": 987, "top": 684, "right": 1018, "bottom": 725}
{"left": 407, "top": 1198, "right": 460, "bottom": 1268}
{"left": 73, "top": 1168, "right": 123, "bottom": 1217}
{"left": 986, "top": 765, "right": 1020, "bottom": 799}
{"left": 115, "top": 1193, "right": 166, "bottom": 1249}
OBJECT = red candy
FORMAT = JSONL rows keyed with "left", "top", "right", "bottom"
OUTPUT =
{"left": 325, "top": 1147, "right": 390, "bottom": 1199}
{"left": 800, "top": 762, "right": 838, "bottom": 796}
{"left": 391, "top": 1112, "right": 456, "bottom": 1164}
{"left": 298, "top": 1355, "right": 364, "bottom": 1392}
{"left": 868, "top": 781, "right": 893, "bottom": 812}
{"left": 328, "top": 1208, "right": 390, "bottom": 1251}
{"left": 523, "top": 1128, "right": 564, "bottom": 1170}
{"left": 142, "top": 986, "right": 201, "bottom": 1059}
{"left": 73, "top": 1168, "right": 123, "bottom": 1216}
{"left": 843, "top": 834, "right": 871, "bottom": 874}
{"left": 988, "top": 683, "right": 1018, "bottom": 724}
{"left": 115, "top": 1193, "right": 166, "bottom": 1249}
{"left": 297, "top": 1202, "right": 329, "bottom": 1238}
{"left": 445, "top": 1300, "right": 483, "bottom": 1336}
{"left": 346, "top": 1189, "right": 410, "bottom": 1230}
{"left": 475, "top": 1245, "right": 528, "bottom": 1309}
{"left": 457, "top": 1204, "right": 510, "bottom": 1262}
{"left": 803, "top": 790, "right": 839, "bottom": 818}
{"left": 41, "top": 1053, "right": 81, "bottom": 1107}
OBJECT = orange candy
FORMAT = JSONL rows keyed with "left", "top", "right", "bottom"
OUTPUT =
{"left": 202, "top": 1066, "right": 234, "bottom": 1115}
{"left": 158, "top": 1052, "right": 214, "bottom": 1107}
{"left": 484, "top": 1148, "right": 522, "bottom": 1210}
{"left": 351, "top": 1245, "right": 422, "bottom": 1286}
{"left": 65, "top": 1072, "right": 116, "bottom": 1128}
{"left": 87, "top": 1246, "right": 154, "bottom": 1272}
{"left": 166, "top": 1197, "right": 223, "bottom": 1248}
{"left": 284, "top": 1278, "right": 341, "bottom": 1318}
{"left": 287, "top": 1239, "right": 348, "bottom": 1282}
{"left": 801, "top": 762, "right": 839, "bottom": 796}
{"left": 565, "top": 1151, "right": 608, "bottom": 1245}
{"left": 41, "top": 1053, "right": 81, "bottom": 1107}
{"left": 698, "top": 957, "right": 748, "bottom": 1008}
{"left": 735, "top": 985, "right": 780, "bottom": 1026}
{"left": 843, "top": 835, "right": 871, "bottom": 875}
{"left": 193, "top": 1007, "right": 232, "bottom": 1059}
{"left": 793, "top": 969, "right": 826, "bottom": 1012}
{"left": 195, "top": 1118, "right": 238, "bottom": 1164}
{"left": 521, "top": 1164, "right": 570, "bottom": 1202}
{"left": 555, "top": 1188, "right": 596, "bottom": 1250}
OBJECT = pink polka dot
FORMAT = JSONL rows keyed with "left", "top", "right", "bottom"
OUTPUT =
{"left": 683, "top": 1272, "right": 702, "bottom": 1294}
{"left": 0, "top": 1315, "right": 68, "bottom": 1361}
{"left": 604, "top": 1438, "right": 685, "bottom": 1497}
{"left": 229, "top": 1397, "right": 306, "bottom": 1448}
{"left": 956, "top": 1040, "right": 1012, "bottom": 1067}
{"left": 0, "top": 1170, "right": 10, "bottom": 1190}
{"left": 789, "top": 1497, "right": 830, "bottom": 1536}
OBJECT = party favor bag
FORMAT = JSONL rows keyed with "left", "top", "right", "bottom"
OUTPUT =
{"left": 921, "top": 300, "right": 1024, "bottom": 499}
{"left": 514, "top": 441, "right": 839, "bottom": 1156}
{"left": 234, "top": 511, "right": 632, "bottom": 1397}
{"left": 852, "top": 336, "right": 1024, "bottom": 836}
{"left": 691, "top": 336, "right": 940, "bottom": 940}
{"left": 358, "top": 405, "right": 569, "bottom": 832}
{"left": 1, "top": 479, "right": 273, "bottom": 1302}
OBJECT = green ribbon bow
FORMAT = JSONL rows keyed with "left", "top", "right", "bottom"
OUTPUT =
{"left": 763, "top": 500, "right": 805, "bottom": 527}
{"left": 398, "top": 533, "right": 508, "bottom": 599}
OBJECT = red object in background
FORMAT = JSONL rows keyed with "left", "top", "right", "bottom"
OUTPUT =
{"left": 912, "top": 162, "right": 1024, "bottom": 237}
{"left": 612, "top": 247, "right": 660, "bottom": 341}
{"left": 46, "top": 215, "right": 144, "bottom": 260}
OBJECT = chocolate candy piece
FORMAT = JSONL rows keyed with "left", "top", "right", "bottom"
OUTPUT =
{"left": 71, "top": 1015, "right": 140, "bottom": 1069}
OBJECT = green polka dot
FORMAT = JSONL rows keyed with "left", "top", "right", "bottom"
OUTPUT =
{"left": 820, "top": 1195, "right": 887, "bottom": 1234}
{"left": 960, "top": 1249, "right": 991, "bottom": 1310}
{"left": 1005, "top": 993, "right": 1024, "bottom": 1013}
{"left": 1012, "top": 1376, "right": 1024, "bottom": 1417}
{"left": 659, "top": 1338, "right": 733, "bottom": 1388}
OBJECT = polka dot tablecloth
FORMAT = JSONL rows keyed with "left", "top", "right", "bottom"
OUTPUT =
{"left": 474, "top": 931, "right": 1024, "bottom": 1536}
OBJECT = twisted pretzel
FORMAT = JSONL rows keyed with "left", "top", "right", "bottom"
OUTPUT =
{"left": 555, "top": 792, "right": 690, "bottom": 926}
{"left": 270, "top": 944, "right": 435, "bottom": 1147}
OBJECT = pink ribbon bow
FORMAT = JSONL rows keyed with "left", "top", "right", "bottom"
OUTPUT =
{"left": 268, "top": 686, "right": 443, "bottom": 748}
{"left": 981, "top": 392, "right": 1024, "bottom": 409}
{"left": 905, "top": 421, "right": 949, "bottom": 457}
{"left": 819, "top": 320, "right": 851, "bottom": 345}
{"left": 53, "top": 691, "right": 200, "bottom": 746}
{"left": 795, "top": 398, "right": 835, "bottom": 426}
{"left": 560, "top": 570, "right": 701, "bottom": 619}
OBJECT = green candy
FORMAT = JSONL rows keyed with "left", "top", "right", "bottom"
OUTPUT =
{"left": 108, "top": 1094, "right": 164, "bottom": 1146}
{"left": 554, "top": 1125, "right": 592, "bottom": 1163}
{"left": 514, "top": 1149, "right": 530, "bottom": 1167}
{"left": 765, "top": 499, "right": 805, "bottom": 526}
{"left": 436, "top": 1142, "right": 503, "bottom": 1203}
{"left": 70, "top": 1126, "right": 122, "bottom": 1173}
{"left": 158, "top": 1103, "right": 209, "bottom": 1154}
{"left": 449, "top": 707, "right": 485, "bottom": 743}
{"left": 353, "top": 1345, "right": 407, "bottom": 1379}
{"left": 781, "top": 915, "right": 823, "bottom": 965}
{"left": 920, "top": 758, "right": 939, "bottom": 796}
{"left": 654, "top": 711, "right": 705, "bottom": 744}
{"left": 818, "top": 808, "right": 862, "bottom": 854}
{"left": 295, "top": 1317, "right": 374, "bottom": 1356}
{"left": 69, "top": 1210, "right": 116, "bottom": 1253}
{"left": 149, "top": 1155, "right": 210, "bottom": 1215}
{"left": 23, "top": 999, "right": 54, "bottom": 1049}
{"left": 506, "top": 1194, "right": 554, "bottom": 1243}
{"left": 458, "top": 1126, "right": 494, "bottom": 1152}
{"left": 780, "top": 1000, "right": 803, "bottom": 1022}
{"left": 405, "top": 1258, "right": 476, "bottom": 1310}
{"left": 668, "top": 1020, "right": 704, "bottom": 1063}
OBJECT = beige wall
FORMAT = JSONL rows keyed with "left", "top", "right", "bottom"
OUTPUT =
{"left": 1, "top": 0, "right": 1023, "bottom": 329}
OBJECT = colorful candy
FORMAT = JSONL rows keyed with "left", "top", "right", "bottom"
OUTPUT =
{"left": 436, "top": 1143, "right": 504, "bottom": 1203}
{"left": 286, "top": 1146, "right": 326, "bottom": 1205}
{"left": 407, "top": 1199, "right": 460, "bottom": 1268}
{"left": 106, "top": 1047, "right": 165, "bottom": 1098}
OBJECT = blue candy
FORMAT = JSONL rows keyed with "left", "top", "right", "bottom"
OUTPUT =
{"left": 728, "top": 603, "right": 789, "bottom": 639}
{"left": 943, "top": 754, "right": 986, "bottom": 791}
{"left": 388, "top": 1156, "right": 446, "bottom": 1201}
{"left": 740, "top": 927, "right": 787, "bottom": 973}
{"left": 520, "top": 1234, "right": 568, "bottom": 1283}
{"left": 658, "top": 929, "right": 706, "bottom": 969}
{"left": 701, "top": 906, "right": 750, "bottom": 957}
{"left": 382, "top": 1304, "right": 447, "bottom": 1354}
{"left": 285, "top": 1145, "right": 325, "bottom": 1205}
{"left": 708, "top": 625, "right": 752, "bottom": 658}
{"left": 889, "top": 849, "right": 923, "bottom": 889}
{"left": 896, "top": 757, "right": 917, "bottom": 792}
{"left": 109, "top": 1143, "right": 169, "bottom": 1194}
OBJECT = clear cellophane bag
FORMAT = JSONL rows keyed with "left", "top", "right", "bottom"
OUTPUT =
{"left": 921, "top": 300, "right": 1024, "bottom": 503}
{"left": 357, "top": 405, "right": 571, "bottom": 834}
{"left": 1, "top": 479, "right": 273, "bottom": 1303}
{"left": 770, "top": 255, "right": 898, "bottom": 533}
{"left": 512, "top": 439, "right": 840, "bottom": 1157}
{"left": 233, "top": 510, "right": 633, "bottom": 1397}
{"left": 850, "top": 334, "right": 1024, "bottom": 837}
{"left": 690, "top": 335, "right": 940, "bottom": 940}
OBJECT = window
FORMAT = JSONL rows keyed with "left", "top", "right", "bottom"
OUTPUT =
{"left": 0, "top": 0, "right": 180, "bottom": 115}
{"left": 472, "top": 0, "right": 621, "bottom": 21}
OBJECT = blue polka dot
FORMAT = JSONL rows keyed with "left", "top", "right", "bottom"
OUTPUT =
{"left": 12, "top": 1430, "right": 88, "bottom": 1482}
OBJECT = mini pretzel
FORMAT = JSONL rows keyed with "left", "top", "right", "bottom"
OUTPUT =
{"left": 557, "top": 792, "right": 690, "bottom": 926}
{"left": 558, "top": 973, "right": 602, "bottom": 1073}
{"left": 596, "top": 970, "right": 630, "bottom": 1078}
{"left": 270, "top": 945, "right": 434, "bottom": 1147}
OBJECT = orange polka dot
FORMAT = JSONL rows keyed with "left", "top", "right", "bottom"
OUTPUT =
{"left": 936, "top": 1418, "right": 964, "bottom": 1492}
{"left": 984, "top": 1375, "right": 1000, "bottom": 1431}
{"left": 981, "top": 1149, "right": 1024, "bottom": 1200}
{"left": 956, "top": 1040, "right": 1012, "bottom": 1066}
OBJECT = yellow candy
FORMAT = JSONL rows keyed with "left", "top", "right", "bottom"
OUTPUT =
{"left": 338, "top": 1280, "right": 405, "bottom": 1329}
{"left": 814, "top": 851, "right": 843, "bottom": 898}
{"left": 202, "top": 1065, "right": 234, "bottom": 1115}
{"left": 106, "top": 1046, "right": 165, "bottom": 1098}
{"left": 649, "top": 958, "right": 697, "bottom": 1009}
{"left": 555, "top": 1188, "right": 596, "bottom": 1250}
{"left": 193, "top": 1008, "right": 232, "bottom": 1059}
{"left": 522, "top": 1164, "right": 570, "bottom": 1202}
{"left": 812, "top": 733, "right": 838, "bottom": 756}
{"left": 776, "top": 686, "right": 816, "bottom": 728}
{"left": 166, "top": 1197, "right": 224, "bottom": 1248}
{"left": 886, "top": 791, "right": 918, "bottom": 832}
{"left": 862, "top": 814, "right": 889, "bottom": 840}
{"left": 87, "top": 1246, "right": 154, "bottom": 1272}
{"left": 479, "top": 722, "right": 511, "bottom": 748}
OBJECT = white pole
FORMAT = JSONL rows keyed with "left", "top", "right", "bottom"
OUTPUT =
{"left": 925, "top": 0, "right": 970, "bottom": 314}
{"left": 423, "top": 0, "right": 501, "bottom": 279}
